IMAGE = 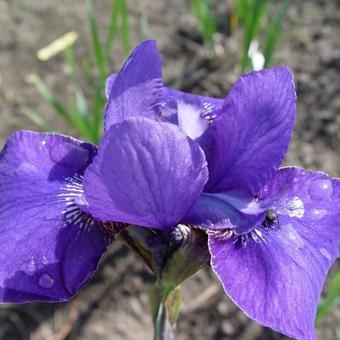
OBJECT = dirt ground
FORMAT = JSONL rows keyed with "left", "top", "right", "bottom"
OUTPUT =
{"left": 0, "top": 0, "right": 339, "bottom": 339}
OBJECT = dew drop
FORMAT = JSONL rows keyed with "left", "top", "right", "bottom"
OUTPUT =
{"left": 42, "top": 256, "right": 48, "bottom": 265}
{"left": 38, "top": 274, "right": 55, "bottom": 288}
{"left": 308, "top": 179, "right": 333, "bottom": 200}
{"left": 20, "top": 258, "right": 37, "bottom": 275}
{"left": 39, "top": 140, "right": 47, "bottom": 150}
{"left": 284, "top": 197, "right": 304, "bottom": 218}
{"left": 311, "top": 208, "right": 328, "bottom": 219}
{"left": 286, "top": 224, "right": 304, "bottom": 248}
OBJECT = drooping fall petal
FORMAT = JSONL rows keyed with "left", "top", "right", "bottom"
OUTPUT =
{"left": 0, "top": 131, "right": 112, "bottom": 303}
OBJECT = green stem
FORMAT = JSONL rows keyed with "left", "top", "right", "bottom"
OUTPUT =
{"left": 153, "top": 300, "right": 174, "bottom": 340}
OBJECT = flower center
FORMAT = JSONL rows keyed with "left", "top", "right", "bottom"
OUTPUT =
{"left": 210, "top": 208, "right": 280, "bottom": 247}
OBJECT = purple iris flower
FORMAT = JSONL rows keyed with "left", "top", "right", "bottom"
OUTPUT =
{"left": 97, "top": 40, "right": 340, "bottom": 339}
{"left": 0, "top": 40, "right": 338, "bottom": 340}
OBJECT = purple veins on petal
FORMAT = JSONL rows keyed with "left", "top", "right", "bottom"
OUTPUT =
{"left": 104, "top": 39, "right": 163, "bottom": 131}
{"left": 0, "top": 131, "right": 114, "bottom": 303}
{"left": 209, "top": 167, "right": 340, "bottom": 340}
{"left": 183, "top": 66, "right": 297, "bottom": 232}
{"left": 204, "top": 66, "right": 296, "bottom": 197}
{"left": 83, "top": 117, "right": 209, "bottom": 231}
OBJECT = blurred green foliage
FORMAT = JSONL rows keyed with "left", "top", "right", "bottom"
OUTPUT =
{"left": 236, "top": 0, "right": 290, "bottom": 72}
{"left": 27, "top": 0, "right": 130, "bottom": 144}
{"left": 316, "top": 271, "right": 340, "bottom": 324}
{"left": 189, "top": 0, "right": 290, "bottom": 72}
{"left": 189, "top": 0, "right": 217, "bottom": 45}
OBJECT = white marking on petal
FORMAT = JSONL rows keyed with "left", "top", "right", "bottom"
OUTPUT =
{"left": 58, "top": 174, "right": 122, "bottom": 237}
{"left": 177, "top": 100, "right": 209, "bottom": 140}
{"left": 319, "top": 248, "right": 331, "bottom": 261}
{"left": 282, "top": 196, "right": 305, "bottom": 218}
{"left": 311, "top": 208, "right": 328, "bottom": 220}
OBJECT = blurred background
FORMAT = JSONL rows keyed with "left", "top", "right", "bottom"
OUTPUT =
{"left": 0, "top": 0, "right": 339, "bottom": 339}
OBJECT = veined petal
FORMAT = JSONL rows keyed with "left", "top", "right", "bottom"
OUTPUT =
{"left": 205, "top": 66, "right": 296, "bottom": 197}
{"left": 183, "top": 192, "right": 265, "bottom": 234}
{"left": 83, "top": 117, "right": 208, "bottom": 230}
{"left": 0, "top": 131, "right": 113, "bottom": 303}
{"left": 104, "top": 39, "right": 163, "bottom": 131}
{"left": 105, "top": 75, "right": 224, "bottom": 142}
{"left": 209, "top": 167, "right": 340, "bottom": 340}
{"left": 160, "top": 88, "right": 224, "bottom": 140}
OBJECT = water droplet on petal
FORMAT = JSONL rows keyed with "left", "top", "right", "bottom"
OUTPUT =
{"left": 308, "top": 179, "right": 333, "bottom": 200}
{"left": 286, "top": 224, "right": 304, "bottom": 248}
{"left": 20, "top": 258, "right": 37, "bottom": 275}
{"left": 311, "top": 208, "right": 328, "bottom": 219}
{"left": 283, "top": 197, "right": 304, "bottom": 218}
{"left": 38, "top": 274, "right": 55, "bottom": 288}
{"left": 42, "top": 256, "right": 48, "bottom": 265}
{"left": 39, "top": 140, "right": 47, "bottom": 150}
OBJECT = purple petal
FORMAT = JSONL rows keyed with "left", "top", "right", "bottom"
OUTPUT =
{"left": 104, "top": 40, "right": 163, "bottom": 131}
{"left": 160, "top": 88, "right": 224, "bottom": 140}
{"left": 183, "top": 192, "right": 265, "bottom": 233}
{"left": 209, "top": 167, "right": 340, "bottom": 339}
{"left": 105, "top": 72, "right": 117, "bottom": 98}
{"left": 205, "top": 66, "right": 296, "bottom": 197}
{"left": 105, "top": 69, "right": 224, "bottom": 142}
{"left": 0, "top": 131, "right": 112, "bottom": 303}
{"left": 83, "top": 117, "right": 208, "bottom": 230}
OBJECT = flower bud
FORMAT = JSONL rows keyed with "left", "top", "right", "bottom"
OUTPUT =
{"left": 118, "top": 224, "right": 210, "bottom": 288}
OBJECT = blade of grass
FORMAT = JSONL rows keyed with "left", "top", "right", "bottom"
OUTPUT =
{"left": 263, "top": 0, "right": 289, "bottom": 67}
{"left": 316, "top": 272, "right": 340, "bottom": 323}
{"left": 28, "top": 74, "right": 73, "bottom": 125}
{"left": 140, "top": 15, "right": 150, "bottom": 40}
{"left": 67, "top": 92, "right": 98, "bottom": 143}
{"left": 238, "top": 0, "right": 268, "bottom": 72}
{"left": 74, "top": 88, "right": 89, "bottom": 119}
{"left": 64, "top": 45, "right": 77, "bottom": 77}
{"left": 190, "top": 0, "right": 217, "bottom": 45}
{"left": 87, "top": 0, "right": 107, "bottom": 86}
{"left": 29, "top": 74, "right": 94, "bottom": 140}
{"left": 90, "top": 85, "right": 105, "bottom": 144}
{"left": 106, "top": 0, "right": 119, "bottom": 59}
{"left": 21, "top": 107, "right": 52, "bottom": 131}
{"left": 118, "top": 0, "right": 131, "bottom": 56}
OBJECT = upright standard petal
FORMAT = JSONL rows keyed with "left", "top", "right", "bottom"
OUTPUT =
{"left": 209, "top": 167, "right": 340, "bottom": 340}
{"left": 205, "top": 66, "right": 296, "bottom": 197}
{"left": 83, "top": 117, "right": 208, "bottom": 230}
{"left": 104, "top": 39, "right": 163, "bottom": 131}
{"left": 0, "top": 131, "right": 112, "bottom": 303}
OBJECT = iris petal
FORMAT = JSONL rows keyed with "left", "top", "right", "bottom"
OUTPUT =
{"left": 83, "top": 117, "right": 208, "bottom": 230}
{"left": 183, "top": 192, "right": 265, "bottom": 234}
{"left": 0, "top": 131, "right": 112, "bottom": 303}
{"left": 204, "top": 66, "right": 296, "bottom": 197}
{"left": 209, "top": 167, "right": 340, "bottom": 340}
{"left": 104, "top": 39, "right": 163, "bottom": 131}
